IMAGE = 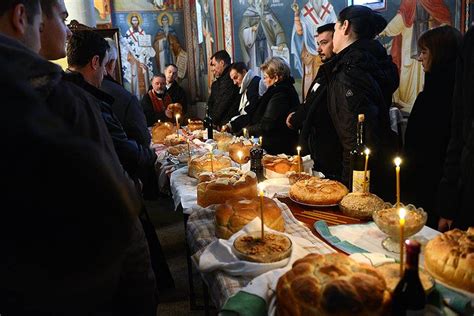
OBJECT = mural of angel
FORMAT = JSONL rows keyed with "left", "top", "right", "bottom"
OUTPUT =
{"left": 380, "top": 0, "right": 451, "bottom": 111}
{"left": 291, "top": 0, "right": 336, "bottom": 97}
{"left": 121, "top": 13, "right": 156, "bottom": 99}
{"left": 238, "top": 0, "right": 288, "bottom": 75}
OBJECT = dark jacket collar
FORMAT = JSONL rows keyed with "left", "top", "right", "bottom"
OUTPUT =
{"left": 0, "top": 33, "right": 63, "bottom": 98}
{"left": 64, "top": 70, "right": 115, "bottom": 105}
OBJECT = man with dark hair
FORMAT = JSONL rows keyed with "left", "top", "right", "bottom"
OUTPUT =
{"left": 208, "top": 49, "right": 240, "bottom": 126}
{"left": 141, "top": 73, "right": 173, "bottom": 126}
{"left": 66, "top": 30, "right": 157, "bottom": 186}
{"left": 164, "top": 63, "right": 188, "bottom": 117}
{"left": 39, "top": 0, "right": 71, "bottom": 60}
{"left": 0, "top": 0, "right": 42, "bottom": 53}
{"left": 286, "top": 23, "right": 342, "bottom": 180}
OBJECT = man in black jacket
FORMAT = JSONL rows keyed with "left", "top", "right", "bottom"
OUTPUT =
{"left": 286, "top": 23, "right": 342, "bottom": 180}
{"left": 164, "top": 63, "right": 188, "bottom": 117}
{"left": 208, "top": 50, "right": 240, "bottom": 126}
{"left": 66, "top": 30, "right": 157, "bottom": 183}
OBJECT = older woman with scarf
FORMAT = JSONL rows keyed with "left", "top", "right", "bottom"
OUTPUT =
{"left": 246, "top": 57, "right": 299, "bottom": 155}
{"left": 323, "top": 5, "right": 399, "bottom": 201}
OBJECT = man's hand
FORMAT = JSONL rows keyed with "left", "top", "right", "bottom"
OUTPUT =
{"left": 286, "top": 112, "right": 295, "bottom": 128}
{"left": 438, "top": 217, "right": 453, "bottom": 232}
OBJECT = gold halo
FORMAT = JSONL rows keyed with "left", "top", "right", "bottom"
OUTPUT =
{"left": 126, "top": 12, "right": 143, "bottom": 27}
{"left": 157, "top": 12, "right": 174, "bottom": 26}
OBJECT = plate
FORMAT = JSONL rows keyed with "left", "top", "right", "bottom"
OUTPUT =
{"left": 289, "top": 195, "right": 338, "bottom": 207}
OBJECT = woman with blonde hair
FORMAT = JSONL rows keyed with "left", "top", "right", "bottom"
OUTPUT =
{"left": 404, "top": 25, "right": 462, "bottom": 228}
{"left": 246, "top": 57, "right": 299, "bottom": 154}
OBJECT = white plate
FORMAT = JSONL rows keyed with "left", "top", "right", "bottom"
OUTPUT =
{"left": 289, "top": 196, "right": 338, "bottom": 207}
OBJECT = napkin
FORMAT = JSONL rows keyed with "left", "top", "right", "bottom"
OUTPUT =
{"left": 349, "top": 252, "right": 395, "bottom": 266}
{"left": 198, "top": 217, "right": 313, "bottom": 277}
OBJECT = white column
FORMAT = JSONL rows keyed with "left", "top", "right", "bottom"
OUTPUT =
{"left": 64, "top": 0, "right": 96, "bottom": 27}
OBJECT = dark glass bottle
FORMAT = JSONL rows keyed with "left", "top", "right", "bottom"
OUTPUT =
{"left": 204, "top": 105, "right": 213, "bottom": 140}
{"left": 350, "top": 114, "right": 369, "bottom": 192}
{"left": 392, "top": 240, "right": 426, "bottom": 315}
{"left": 250, "top": 142, "right": 264, "bottom": 182}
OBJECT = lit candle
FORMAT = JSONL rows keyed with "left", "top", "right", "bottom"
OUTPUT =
{"left": 187, "top": 139, "right": 191, "bottom": 158}
{"left": 259, "top": 136, "right": 263, "bottom": 146}
{"left": 399, "top": 208, "right": 406, "bottom": 276}
{"left": 394, "top": 157, "right": 402, "bottom": 208}
{"left": 363, "top": 148, "right": 370, "bottom": 193}
{"left": 158, "top": 119, "right": 161, "bottom": 124}
{"left": 175, "top": 113, "right": 181, "bottom": 136}
{"left": 243, "top": 128, "right": 248, "bottom": 138}
{"left": 297, "top": 146, "right": 302, "bottom": 173}
{"left": 188, "top": 118, "right": 191, "bottom": 125}
{"left": 237, "top": 151, "right": 243, "bottom": 170}
{"left": 260, "top": 190, "right": 265, "bottom": 240}
{"left": 210, "top": 148, "right": 214, "bottom": 173}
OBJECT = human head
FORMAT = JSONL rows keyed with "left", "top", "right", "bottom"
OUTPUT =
{"left": 151, "top": 74, "right": 166, "bottom": 94}
{"left": 229, "top": 62, "right": 248, "bottom": 87}
{"left": 164, "top": 64, "right": 178, "bottom": 84}
{"left": 39, "top": 0, "right": 72, "bottom": 60}
{"left": 210, "top": 50, "right": 231, "bottom": 77}
{"left": 161, "top": 14, "right": 169, "bottom": 26}
{"left": 316, "top": 23, "right": 335, "bottom": 62}
{"left": 104, "top": 37, "right": 117, "bottom": 78}
{"left": 0, "top": 0, "right": 43, "bottom": 53}
{"left": 417, "top": 25, "right": 462, "bottom": 73}
{"left": 333, "top": 5, "right": 387, "bottom": 54}
{"left": 130, "top": 15, "right": 139, "bottom": 28}
{"left": 67, "top": 30, "right": 109, "bottom": 88}
{"left": 260, "top": 57, "right": 290, "bottom": 87}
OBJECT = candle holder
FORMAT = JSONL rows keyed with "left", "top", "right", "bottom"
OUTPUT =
{"left": 372, "top": 203, "right": 427, "bottom": 253}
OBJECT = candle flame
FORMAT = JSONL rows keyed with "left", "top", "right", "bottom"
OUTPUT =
{"left": 399, "top": 208, "right": 406, "bottom": 220}
{"left": 237, "top": 151, "right": 243, "bottom": 159}
{"left": 394, "top": 157, "right": 402, "bottom": 167}
{"left": 364, "top": 148, "right": 370, "bottom": 156}
{"left": 176, "top": 113, "right": 180, "bottom": 119}
{"left": 297, "top": 146, "right": 301, "bottom": 152}
{"left": 259, "top": 190, "right": 264, "bottom": 197}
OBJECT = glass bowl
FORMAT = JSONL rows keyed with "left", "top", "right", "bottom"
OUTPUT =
{"left": 372, "top": 204, "right": 427, "bottom": 253}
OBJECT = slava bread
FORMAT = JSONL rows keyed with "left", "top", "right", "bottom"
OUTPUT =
{"left": 214, "top": 131, "right": 235, "bottom": 151}
{"left": 167, "top": 143, "right": 193, "bottom": 156}
{"left": 277, "top": 253, "right": 390, "bottom": 316}
{"left": 151, "top": 122, "right": 175, "bottom": 144}
{"left": 167, "top": 102, "right": 182, "bottom": 116}
{"left": 228, "top": 137, "right": 253, "bottom": 164}
{"left": 289, "top": 178, "right": 349, "bottom": 205}
{"left": 187, "top": 119, "right": 204, "bottom": 131}
{"left": 233, "top": 232, "right": 291, "bottom": 263}
{"left": 424, "top": 227, "right": 474, "bottom": 292}
{"left": 197, "top": 168, "right": 257, "bottom": 207}
{"left": 188, "top": 154, "right": 232, "bottom": 179}
{"left": 287, "top": 171, "right": 313, "bottom": 185}
{"left": 262, "top": 154, "right": 300, "bottom": 174}
{"left": 339, "top": 192, "right": 386, "bottom": 220}
{"left": 163, "top": 133, "right": 186, "bottom": 146}
{"left": 215, "top": 197, "right": 285, "bottom": 239}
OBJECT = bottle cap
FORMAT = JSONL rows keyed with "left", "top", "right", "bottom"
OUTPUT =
{"left": 405, "top": 239, "right": 421, "bottom": 255}
{"left": 358, "top": 114, "right": 365, "bottom": 122}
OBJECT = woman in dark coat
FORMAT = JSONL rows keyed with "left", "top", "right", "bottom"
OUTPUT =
{"left": 246, "top": 57, "right": 299, "bottom": 155}
{"left": 437, "top": 26, "right": 474, "bottom": 231}
{"left": 403, "top": 25, "right": 462, "bottom": 228}
{"left": 324, "top": 5, "right": 399, "bottom": 201}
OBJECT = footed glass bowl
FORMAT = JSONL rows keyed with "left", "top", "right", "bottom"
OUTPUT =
{"left": 372, "top": 204, "right": 427, "bottom": 253}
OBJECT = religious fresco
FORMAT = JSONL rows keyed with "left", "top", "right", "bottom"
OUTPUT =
{"left": 111, "top": 1, "right": 187, "bottom": 99}
{"left": 231, "top": 0, "right": 457, "bottom": 108}
{"left": 113, "top": 0, "right": 183, "bottom": 12}
{"left": 94, "top": 0, "right": 112, "bottom": 26}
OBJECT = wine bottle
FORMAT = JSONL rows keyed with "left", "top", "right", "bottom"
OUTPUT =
{"left": 392, "top": 240, "right": 426, "bottom": 315}
{"left": 250, "top": 141, "right": 264, "bottom": 182}
{"left": 204, "top": 104, "right": 213, "bottom": 140}
{"left": 350, "top": 114, "right": 369, "bottom": 192}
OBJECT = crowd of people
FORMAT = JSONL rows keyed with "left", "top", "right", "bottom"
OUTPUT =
{"left": 1, "top": 0, "right": 473, "bottom": 314}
